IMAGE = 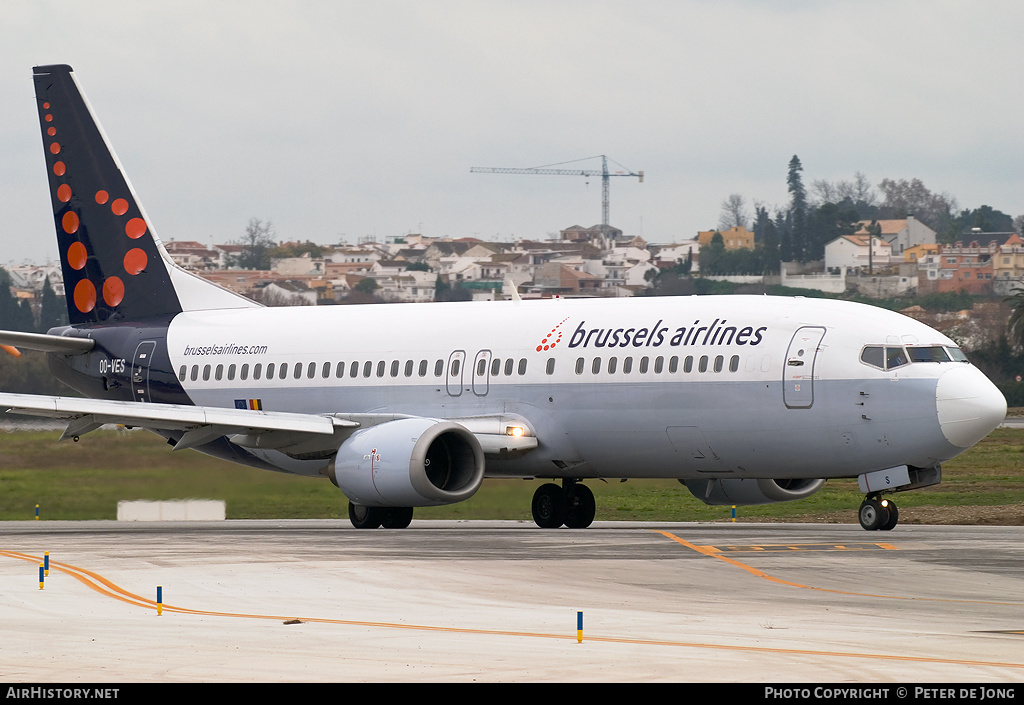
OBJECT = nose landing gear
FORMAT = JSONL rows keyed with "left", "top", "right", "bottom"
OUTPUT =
{"left": 858, "top": 494, "right": 898, "bottom": 531}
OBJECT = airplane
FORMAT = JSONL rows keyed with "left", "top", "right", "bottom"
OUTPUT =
{"left": 0, "top": 64, "right": 1008, "bottom": 531}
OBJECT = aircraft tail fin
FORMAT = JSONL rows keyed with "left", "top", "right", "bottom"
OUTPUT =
{"left": 32, "top": 64, "right": 257, "bottom": 326}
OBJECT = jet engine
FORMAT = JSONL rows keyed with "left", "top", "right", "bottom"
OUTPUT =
{"left": 681, "top": 478, "right": 826, "bottom": 506}
{"left": 328, "top": 418, "right": 485, "bottom": 507}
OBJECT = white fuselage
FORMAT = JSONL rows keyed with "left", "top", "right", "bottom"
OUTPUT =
{"left": 161, "top": 295, "right": 1005, "bottom": 482}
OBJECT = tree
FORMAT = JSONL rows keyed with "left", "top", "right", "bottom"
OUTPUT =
{"left": 755, "top": 205, "right": 780, "bottom": 274}
{"left": 718, "top": 193, "right": 749, "bottom": 230}
{"left": 38, "top": 276, "right": 66, "bottom": 333}
{"left": 787, "top": 156, "right": 809, "bottom": 262}
{"left": 353, "top": 277, "right": 378, "bottom": 294}
{"left": 0, "top": 268, "right": 33, "bottom": 332}
{"left": 232, "top": 218, "right": 276, "bottom": 270}
{"left": 954, "top": 205, "right": 1015, "bottom": 236}
{"left": 877, "top": 178, "right": 958, "bottom": 241}
{"left": 1006, "top": 287, "right": 1024, "bottom": 350}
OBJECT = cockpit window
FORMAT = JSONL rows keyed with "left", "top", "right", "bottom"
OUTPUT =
{"left": 886, "top": 347, "right": 909, "bottom": 369}
{"left": 907, "top": 346, "right": 951, "bottom": 363}
{"left": 860, "top": 345, "right": 885, "bottom": 369}
{"left": 862, "top": 343, "right": 969, "bottom": 370}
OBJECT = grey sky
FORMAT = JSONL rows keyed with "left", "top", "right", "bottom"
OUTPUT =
{"left": 2, "top": 1, "right": 1023, "bottom": 265}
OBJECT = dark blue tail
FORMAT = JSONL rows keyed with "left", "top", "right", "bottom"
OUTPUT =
{"left": 34, "top": 64, "right": 184, "bottom": 325}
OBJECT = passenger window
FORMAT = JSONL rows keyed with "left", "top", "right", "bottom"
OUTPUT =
{"left": 575, "top": 357, "right": 585, "bottom": 375}
{"left": 241, "top": 363, "right": 249, "bottom": 381}
{"left": 654, "top": 356, "right": 664, "bottom": 374}
{"left": 293, "top": 362, "right": 303, "bottom": 379}
{"left": 390, "top": 360, "right": 399, "bottom": 377}
{"left": 623, "top": 357, "right": 633, "bottom": 374}
{"left": 203, "top": 365, "right": 211, "bottom": 381}
{"left": 178, "top": 365, "right": 186, "bottom": 381}
{"left": 546, "top": 358, "right": 556, "bottom": 375}
{"left": 729, "top": 355, "right": 739, "bottom": 372}
{"left": 698, "top": 356, "right": 708, "bottom": 373}
{"left": 336, "top": 361, "right": 345, "bottom": 378}
{"left": 363, "top": 361, "right": 372, "bottom": 377}
{"left": 504, "top": 358, "right": 514, "bottom": 376}
{"left": 323, "top": 362, "right": 331, "bottom": 378}
{"left": 190, "top": 365, "right": 199, "bottom": 382}
{"left": 419, "top": 359, "right": 428, "bottom": 376}
{"left": 669, "top": 356, "right": 678, "bottom": 373}
{"left": 350, "top": 361, "right": 359, "bottom": 378}
{"left": 265, "top": 362, "right": 275, "bottom": 378}
{"left": 639, "top": 356, "right": 649, "bottom": 374}
{"left": 518, "top": 358, "right": 527, "bottom": 375}
{"left": 215, "top": 364, "right": 223, "bottom": 381}
{"left": 592, "top": 357, "right": 602, "bottom": 374}
{"left": 683, "top": 356, "right": 693, "bottom": 373}
{"left": 434, "top": 359, "right": 444, "bottom": 377}
{"left": 228, "top": 364, "right": 236, "bottom": 381}
{"left": 308, "top": 362, "right": 317, "bottom": 379}
{"left": 608, "top": 356, "right": 618, "bottom": 374}
{"left": 279, "top": 363, "right": 288, "bottom": 380}
{"left": 477, "top": 359, "right": 487, "bottom": 376}
{"left": 254, "top": 363, "right": 262, "bottom": 380}
{"left": 377, "top": 361, "right": 386, "bottom": 377}
{"left": 491, "top": 358, "right": 500, "bottom": 377}
{"left": 406, "top": 360, "right": 415, "bottom": 377}
{"left": 714, "top": 355, "right": 723, "bottom": 373}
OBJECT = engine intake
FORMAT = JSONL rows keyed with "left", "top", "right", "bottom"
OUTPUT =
{"left": 329, "top": 418, "right": 485, "bottom": 507}
{"left": 682, "top": 478, "right": 826, "bottom": 506}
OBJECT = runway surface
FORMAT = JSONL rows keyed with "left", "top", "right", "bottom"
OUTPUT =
{"left": 2, "top": 520, "right": 1024, "bottom": 682}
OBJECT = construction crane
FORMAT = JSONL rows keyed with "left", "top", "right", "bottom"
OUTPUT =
{"left": 470, "top": 155, "right": 643, "bottom": 229}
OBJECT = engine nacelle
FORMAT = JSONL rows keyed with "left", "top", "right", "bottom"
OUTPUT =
{"left": 681, "top": 478, "right": 826, "bottom": 506}
{"left": 328, "top": 418, "right": 485, "bottom": 507}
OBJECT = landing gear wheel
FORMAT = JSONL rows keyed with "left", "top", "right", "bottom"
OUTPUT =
{"left": 380, "top": 507, "right": 414, "bottom": 529}
{"left": 348, "top": 502, "right": 382, "bottom": 529}
{"left": 880, "top": 500, "right": 899, "bottom": 531}
{"left": 858, "top": 497, "right": 890, "bottom": 531}
{"left": 532, "top": 483, "right": 566, "bottom": 528}
{"left": 564, "top": 484, "right": 596, "bottom": 529}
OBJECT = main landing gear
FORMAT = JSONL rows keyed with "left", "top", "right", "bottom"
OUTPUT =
{"left": 531, "top": 480, "right": 596, "bottom": 529}
{"left": 348, "top": 502, "right": 414, "bottom": 529}
{"left": 858, "top": 494, "right": 899, "bottom": 531}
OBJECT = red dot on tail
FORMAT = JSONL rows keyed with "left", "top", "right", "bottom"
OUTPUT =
{"left": 74, "top": 280, "right": 96, "bottom": 313}
{"left": 125, "top": 218, "right": 147, "bottom": 239}
{"left": 67, "top": 242, "right": 87, "bottom": 270}
{"left": 102, "top": 277, "right": 124, "bottom": 307}
{"left": 123, "top": 248, "right": 147, "bottom": 275}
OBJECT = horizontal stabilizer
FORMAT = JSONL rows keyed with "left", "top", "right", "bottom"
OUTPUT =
{"left": 0, "top": 329, "right": 94, "bottom": 355}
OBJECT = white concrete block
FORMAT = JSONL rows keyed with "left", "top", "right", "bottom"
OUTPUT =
{"left": 117, "top": 500, "right": 226, "bottom": 521}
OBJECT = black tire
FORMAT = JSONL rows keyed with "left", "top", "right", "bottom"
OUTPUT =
{"left": 880, "top": 501, "right": 899, "bottom": 531}
{"left": 380, "top": 507, "right": 414, "bottom": 529}
{"left": 858, "top": 498, "right": 889, "bottom": 531}
{"left": 564, "top": 484, "right": 596, "bottom": 529}
{"left": 348, "top": 502, "right": 382, "bottom": 529}
{"left": 532, "top": 483, "right": 566, "bottom": 528}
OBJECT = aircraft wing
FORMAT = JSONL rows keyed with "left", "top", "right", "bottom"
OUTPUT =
{"left": 0, "top": 392, "right": 538, "bottom": 457}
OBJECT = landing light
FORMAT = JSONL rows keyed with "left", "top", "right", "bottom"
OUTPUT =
{"left": 506, "top": 426, "right": 525, "bottom": 437}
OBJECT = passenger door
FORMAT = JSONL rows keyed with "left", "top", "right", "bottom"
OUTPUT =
{"left": 783, "top": 326, "right": 826, "bottom": 409}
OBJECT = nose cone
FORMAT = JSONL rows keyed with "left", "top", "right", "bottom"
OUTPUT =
{"left": 936, "top": 366, "right": 1007, "bottom": 448}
